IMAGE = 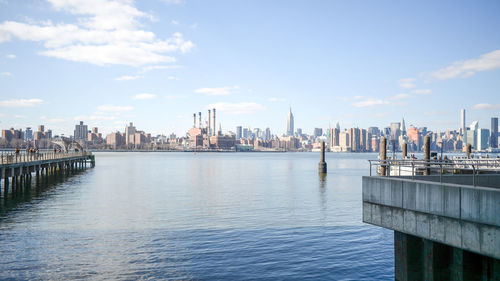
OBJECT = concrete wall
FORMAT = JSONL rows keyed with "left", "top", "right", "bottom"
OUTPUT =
{"left": 362, "top": 176, "right": 500, "bottom": 260}
{"left": 398, "top": 174, "right": 500, "bottom": 189}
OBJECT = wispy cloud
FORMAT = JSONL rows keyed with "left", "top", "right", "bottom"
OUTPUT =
{"left": 0, "top": 98, "right": 43, "bottom": 107}
{"left": 207, "top": 102, "right": 265, "bottom": 114}
{"left": 472, "top": 103, "right": 500, "bottom": 110}
{"left": 40, "top": 116, "right": 66, "bottom": 123}
{"left": 140, "top": 65, "right": 182, "bottom": 73}
{"left": 431, "top": 50, "right": 500, "bottom": 80}
{"left": 195, "top": 86, "right": 239, "bottom": 96}
{"left": 133, "top": 93, "right": 156, "bottom": 100}
{"left": 390, "top": 93, "right": 413, "bottom": 100}
{"left": 97, "top": 105, "right": 133, "bottom": 112}
{"left": 351, "top": 98, "right": 389, "bottom": 107}
{"left": 0, "top": 1, "right": 194, "bottom": 66}
{"left": 167, "top": 76, "right": 179, "bottom": 80}
{"left": 14, "top": 115, "right": 27, "bottom": 119}
{"left": 116, "top": 75, "right": 143, "bottom": 81}
{"left": 411, "top": 89, "right": 432, "bottom": 95}
{"left": 5, "top": 54, "right": 15, "bottom": 59}
{"left": 1, "top": 71, "right": 11, "bottom": 76}
{"left": 399, "top": 78, "right": 416, "bottom": 89}
{"left": 162, "top": 0, "right": 185, "bottom": 4}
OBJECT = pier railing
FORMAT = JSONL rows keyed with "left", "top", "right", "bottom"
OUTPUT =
{"left": 368, "top": 158, "right": 500, "bottom": 186}
{"left": 0, "top": 151, "right": 91, "bottom": 165}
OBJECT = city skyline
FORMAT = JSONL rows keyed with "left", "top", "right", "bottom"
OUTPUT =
{"left": 1, "top": 1, "right": 500, "bottom": 136}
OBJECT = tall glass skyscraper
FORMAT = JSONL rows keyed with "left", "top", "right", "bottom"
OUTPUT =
{"left": 491, "top": 117, "right": 498, "bottom": 148}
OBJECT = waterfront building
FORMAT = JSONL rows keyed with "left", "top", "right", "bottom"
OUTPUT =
{"left": 477, "top": 128, "right": 489, "bottom": 151}
{"left": 313, "top": 128, "right": 323, "bottom": 137}
{"left": 329, "top": 128, "right": 340, "bottom": 148}
{"left": 348, "top": 128, "right": 361, "bottom": 152}
{"left": 125, "top": 122, "right": 136, "bottom": 146}
{"left": 236, "top": 126, "right": 242, "bottom": 139}
{"left": 106, "top": 132, "right": 124, "bottom": 149}
{"left": 25, "top": 127, "right": 33, "bottom": 141}
{"left": 339, "top": 130, "right": 350, "bottom": 152}
{"left": 367, "top": 127, "right": 380, "bottom": 137}
{"left": 74, "top": 121, "right": 88, "bottom": 141}
{"left": 467, "top": 121, "right": 479, "bottom": 149}
{"left": 460, "top": 108, "right": 467, "bottom": 146}
{"left": 286, "top": 107, "right": 294, "bottom": 136}
{"left": 491, "top": 117, "right": 498, "bottom": 148}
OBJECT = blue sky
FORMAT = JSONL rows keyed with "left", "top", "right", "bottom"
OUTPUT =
{"left": 0, "top": 0, "right": 499, "bottom": 136}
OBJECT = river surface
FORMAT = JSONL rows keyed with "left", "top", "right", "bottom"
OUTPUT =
{"left": 0, "top": 152, "right": 393, "bottom": 280}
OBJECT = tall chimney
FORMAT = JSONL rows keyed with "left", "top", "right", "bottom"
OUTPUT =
{"left": 212, "top": 108, "right": 216, "bottom": 136}
{"left": 193, "top": 113, "right": 196, "bottom": 128}
{"left": 198, "top": 112, "right": 202, "bottom": 129}
{"left": 208, "top": 109, "right": 212, "bottom": 135}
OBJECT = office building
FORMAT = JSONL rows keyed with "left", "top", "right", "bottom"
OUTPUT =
{"left": 287, "top": 107, "right": 294, "bottom": 136}
{"left": 74, "top": 121, "right": 88, "bottom": 141}
{"left": 491, "top": 117, "right": 498, "bottom": 148}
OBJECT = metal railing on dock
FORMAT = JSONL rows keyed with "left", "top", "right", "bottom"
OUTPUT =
{"left": 1, "top": 151, "right": 91, "bottom": 165}
{"left": 368, "top": 158, "right": 500, "bottom": 186}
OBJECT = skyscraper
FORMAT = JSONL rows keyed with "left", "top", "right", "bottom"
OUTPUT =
{"left": 74, "top": 121, "right": 88, "bottom": 141}
{"left": 286, "top": 107, "right": 294, "bottom": 136}
{"left": 236, "top": 126, "right": 242, "bottom": 139}
{"left": 400, "top": 118, "right": 406, "bottom": 136}
{"left": 491, "top": 117, "right": 498, "bottom": 148}
{"left": 461, "top": 109, "right": 467, "bottom": 146}
{"left": 477, "top": 128, "right": 489, "bottom": 151}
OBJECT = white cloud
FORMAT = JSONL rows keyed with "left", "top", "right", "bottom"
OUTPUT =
{"left": 390, "top": 93, "right": 413, "bottom": 100}
{"left": 162, "top": 0, "right": 185, "bottom": 4}
{"left": 40, "top": 116, "right": 66, "bottom": 123}
{"left": 399, "top": 78, "right": 416, "bottom": 89}
{"left": 374, "top": 113, "right": 389, "bottom": 117}
{"left": 167, "top": 76, "right": 179, "bottom": 80}
{"left": 351, "top": 98, "right": 389, "bottom": 108}
{"left": 411, "top": 89, "right": 432, "bottom": 95}
{"left": 97, "top": 105, "right": 133, "bottom": 112}
{"left": 0, "top": 98, "right": 43, "bottom": 107}
{"left": 115, "top": 75, "right": 143, "bottom": 81}
{"left": 140, "top": 64, "right": 182, "bottom": 72}
{"left": 194, "top": 86, "right": 239, "bottom": 96}
{"left": 171, "top": 20, "right": 180, "bottom": 25}
{"left": 133, "top": 93, "right": 156, "bottom": 100}
{"left": 0, "top": 1, "right": 195, "bottom": 66}
{"left": 207, "top": 102, "right": 265, "bottom": 114}
{"left": 6, "top": 54, "right": 15, "bottom": 59}
{"left": 1, "top": 71, "right": 11, "bottom": 76}
{"left": 431, "top": 50, "right": 500, "bottom": 80}
{"left": 268, "top": 97, "right": 286, "bottom": 102}
{"left": 14, "top": 115, "right": 27, "bottom": 119}
{"left": 472, "top": 103, "right": 500, "bottom": 110}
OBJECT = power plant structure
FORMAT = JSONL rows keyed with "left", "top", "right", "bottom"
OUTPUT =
{"left": 187, "top": 108, "right": 235, "bottom": 150}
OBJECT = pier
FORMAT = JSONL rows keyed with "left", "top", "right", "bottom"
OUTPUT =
{"left": 363, "top": 156, "right": 500, "bottom": 279}
{"left": 1, "top": 151, "right": 94, "bottom": 196}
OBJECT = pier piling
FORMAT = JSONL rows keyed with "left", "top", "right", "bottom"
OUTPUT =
{"left": 318, "top": 141, "right": 327, "bottom": 173}
{"left": 379, "top": 137, "right": 387, "bottom": 176}
{"left": 424, "top": 135, "right": 430, "bottom": 175}
{"left": 402, "top": 141, "right": 407, "bottom": 159}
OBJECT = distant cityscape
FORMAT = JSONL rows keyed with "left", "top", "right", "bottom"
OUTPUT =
{"left": 0, "top": 108, "right": 498, "bottom": 153}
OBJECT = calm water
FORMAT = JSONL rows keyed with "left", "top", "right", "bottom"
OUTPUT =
{"left": 0, "top": 152, "right": 394, "bottom": 280}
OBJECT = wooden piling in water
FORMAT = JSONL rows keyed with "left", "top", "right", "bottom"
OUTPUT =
{"left": 424, "top": 135, "right": 430, "bottom": 175}
{"left": 379, "top": 137, "right": 387, "bottom": 176}
{"left": 318, "top": 141, "right": 327, "bottom": 173}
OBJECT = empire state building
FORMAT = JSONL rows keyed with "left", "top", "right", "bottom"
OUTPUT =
{"left": 287, "top": 107, "right": 294, "bottom": 136}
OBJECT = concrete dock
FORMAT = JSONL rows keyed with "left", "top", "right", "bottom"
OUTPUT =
{"left": 362, "top": 173, "right": 500, "bottom": 280}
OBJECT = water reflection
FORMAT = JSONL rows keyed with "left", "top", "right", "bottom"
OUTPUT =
{"left": 0, "top": 168, "right": 88, "bottom": 216}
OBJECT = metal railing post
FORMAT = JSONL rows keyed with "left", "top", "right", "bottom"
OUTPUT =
{"left": 472, "top": 165, "right": 476, "bottom": 186}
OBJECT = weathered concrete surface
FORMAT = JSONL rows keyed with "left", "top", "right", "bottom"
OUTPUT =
{"left": 399, "top": 174, "right": 500, "bottom": 189}
{"left": 363, "top": 176, "right": 500, "bottom": 260}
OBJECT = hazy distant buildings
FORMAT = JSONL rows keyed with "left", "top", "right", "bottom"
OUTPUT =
{"left": 25, "top": 127, "right": 33, "bottom": 141}
{"left": 74, "top": 121, "right": 88, "bottom": 141}
{"left": 314, "top": 128, "right": 323, "bottom": 137}
{"left": 461, "top": 109, "right": 467, "bottom": 147}
{"left": 236, "top": 126, "right": 242, "bottom": 139}
{"left": 477, "top": 128, "right": 489, "bottom": 151}
{"left": 286, "top": 107, "right": 294, "bottom": 136}
{"left": 491, "top": 117, "right": 498, "bottom": 148}
{"left": 467, "top": 121, "right": 479, "bottom": 149}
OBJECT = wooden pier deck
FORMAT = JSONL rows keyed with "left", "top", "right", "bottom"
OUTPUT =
{"left": 1, "top": 151, "right": 94, "bottom": 193}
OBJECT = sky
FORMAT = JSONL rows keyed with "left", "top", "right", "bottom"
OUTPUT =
{"left": 0, "top": 0, "right": 500, "bottom": 137}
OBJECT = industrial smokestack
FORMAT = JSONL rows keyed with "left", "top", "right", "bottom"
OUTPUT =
{"left": 198, "top": 112, "right": 202, "bottom": 129}
{"left": 193, "top": 113, "right": 196, "bottom": 128}
{"left": 208, "top": 109, "right": 211, "bottom": 136}
{"left": 212, "top": 108, "right": 216, "bottom": 136}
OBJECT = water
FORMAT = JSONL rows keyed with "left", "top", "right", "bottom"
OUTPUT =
{"left": 0, "top": 152, "right": 394, "bottom": 280}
